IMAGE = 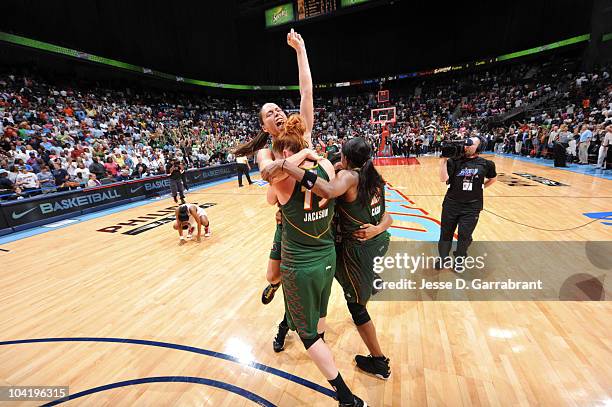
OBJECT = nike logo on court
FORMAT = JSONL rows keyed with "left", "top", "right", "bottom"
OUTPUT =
{"left": 130, "top": 185, "right": 144, "bottom": 193}
{"left": 12, "top": 207, "right": 37, "bottom": 219}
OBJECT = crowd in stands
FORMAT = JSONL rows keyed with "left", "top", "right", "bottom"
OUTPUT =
{"left": 1, "top": 56, "right": 610, "bottom": 200}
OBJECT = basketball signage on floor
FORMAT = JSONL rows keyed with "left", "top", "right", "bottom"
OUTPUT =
{"left": 513, "top": 172, "right": 568, "bottom": 186}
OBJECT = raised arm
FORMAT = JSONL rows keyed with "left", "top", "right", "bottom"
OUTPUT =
{"left": 287, "top": 29, "right": 313, "bottom": 146}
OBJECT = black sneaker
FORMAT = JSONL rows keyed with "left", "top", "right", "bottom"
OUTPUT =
{"left": 339, "top": 395, "right": 368, "bottom": 407}
{"left": 273, "top": 322, "right": 289, "bottom": 353}
{"left": 261, "top": 283, "right": 280, "bottom": 305}
{"left": 355, "top": 354, "right": 391, "bottom": 380}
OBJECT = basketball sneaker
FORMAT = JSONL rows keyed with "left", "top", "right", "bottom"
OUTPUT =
{"left": 273, "top": 321, "right": 289, "bottom": 353}
{"left": 355, "top": 354, "right": 391, "bottom": 380}
{"left": 187, "top": 226, "right": 195, "bottom": 238}
{"left": 261, "top": 283, "right": 280, "bottom": 305}
{"left": 339, "top": 395, "right": 368, "bottom": 407}
{"left": 204, "top": 225, "right": 211, "bottom": 237}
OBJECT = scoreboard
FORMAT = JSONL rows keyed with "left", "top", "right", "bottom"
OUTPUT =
{"left": 297, "top": 0, "right": 337, "bottom": 20}
{"left": 265, "top": 0, "right": 374, "bottom": 28}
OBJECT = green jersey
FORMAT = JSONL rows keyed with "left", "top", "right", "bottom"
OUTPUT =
{"left": 281, "top": 164, "right": 335, "bottom": 266}
{"left": 337, "top": 184, "right": 387, "bottom": 241}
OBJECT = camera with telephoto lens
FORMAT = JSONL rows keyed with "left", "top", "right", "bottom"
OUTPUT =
{"left": 441, "top": 139, "right": 468, "bottom": 159}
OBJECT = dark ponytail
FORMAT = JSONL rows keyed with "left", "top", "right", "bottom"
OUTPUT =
{"left": 232, "top": 106, "right": 270, "bottom": 157}
{"left": 232, "top": 130, "right": 269, "bottom": 157}
{"left": 342, "top": 137, "right": 385, "bottom": 207}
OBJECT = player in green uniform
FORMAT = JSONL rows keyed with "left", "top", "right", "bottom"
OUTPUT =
{"left": 262, "top": 137, "right": 393, "bottom": 380}
{"left": 233, "top": 29, "right": 318, "bottom": 353}
{"left": 267, "top": 115, "right": 367, "bottom": 407}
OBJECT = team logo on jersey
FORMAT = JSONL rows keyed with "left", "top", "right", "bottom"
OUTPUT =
{"left": 457, "top": 168, "right": 479, "bottom": 177}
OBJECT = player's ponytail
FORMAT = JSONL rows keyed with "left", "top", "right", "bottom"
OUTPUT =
{"left": 342, "top": 137, "right": 385, "bottom": 207}
{"left": 233, "top": 130, "right": 269, "bottom": 157}
{"left": 273, "top": 114, "right": 308, "bottom": 154}
{"left": 233, "top": 106, "right": 271, "bottom": 157}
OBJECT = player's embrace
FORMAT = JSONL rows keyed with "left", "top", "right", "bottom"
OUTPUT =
{"left": 266, "top": 115, "right": 367, "bottom": 407}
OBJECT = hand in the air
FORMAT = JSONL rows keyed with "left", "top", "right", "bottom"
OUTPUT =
{"left": 287, "top": 28, "right": 305, "bottom": 52}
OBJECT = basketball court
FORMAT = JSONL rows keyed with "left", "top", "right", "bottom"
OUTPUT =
{"left": 1, "top": 155, "right": 610, "bottom": 406}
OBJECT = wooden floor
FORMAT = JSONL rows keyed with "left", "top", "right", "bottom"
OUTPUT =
{"left": 1, "top": 155, "right": 610, "bottom": 406}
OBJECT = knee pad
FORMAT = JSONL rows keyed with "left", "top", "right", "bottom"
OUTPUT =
{"left": 347, "top": 302, "right": 370, "bottom": 326}
{"left": 301, "top": 335, "right": 320, "bottom": 350}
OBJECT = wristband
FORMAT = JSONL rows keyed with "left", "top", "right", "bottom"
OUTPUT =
{"left": 300, "top": 170, "right": 317, "bottom": 190}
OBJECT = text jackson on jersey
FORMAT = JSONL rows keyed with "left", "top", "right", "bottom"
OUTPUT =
{"left": 304, "top": 208, "right": 329, "bottom": 222}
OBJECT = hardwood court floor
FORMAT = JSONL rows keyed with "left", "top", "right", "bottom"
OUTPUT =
{"left": 0, "top": 156, "right": 610, "bottom": 406}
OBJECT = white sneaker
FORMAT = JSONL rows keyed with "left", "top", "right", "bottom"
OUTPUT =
{"left": 204, "top": 225, "right": 211, "bottom": 237}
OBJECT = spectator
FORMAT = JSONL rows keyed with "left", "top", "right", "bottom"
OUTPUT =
{"left": 596, "top": 124, "right": 611, "bottom": 169}
{"left": 15, "top": 165, "right": 39, "bottom": 196}
{"left": 87, "top": 173, "right": 102, "bottom": 187}
{"left": 36, "top": 165, "right": 56, "bottom": 193}
{"left": 133, "top": 158, "right": 148, "bottom": 178}
{"left": 0, "top": 169, "right": 14, "bottom": 196}
{"left": 51, "top": 161, "right": 70, "bottom": 191}
{"left": 578, "top": 124, "right": 592, "bottom": 164}
{"left": 89, "top": 157, "right": 106, "bottom": 180}
{"left": 104, "top": 157, "right": 119, "bottom": 177}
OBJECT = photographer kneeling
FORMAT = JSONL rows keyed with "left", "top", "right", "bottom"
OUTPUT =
{"left": 437, "top": 136, "right": 497, "bottom": 273}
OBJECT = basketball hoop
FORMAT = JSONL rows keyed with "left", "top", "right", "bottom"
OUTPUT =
{"left": 370, "top": 107, "right": 396, "bottom": 125}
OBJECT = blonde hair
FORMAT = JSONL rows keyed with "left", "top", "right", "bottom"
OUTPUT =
{"left": 272, "top": 114, "right": 308, "bottom": 154}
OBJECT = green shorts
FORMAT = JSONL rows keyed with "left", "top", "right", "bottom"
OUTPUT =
{"left": 269, "top": 223, "right": 282, "bottom": 261}
{"left": 335, "top": 232, "right": 390, "bottom": 305}
{"left": 280, "top": 251, "right": 336, "bottom": 340}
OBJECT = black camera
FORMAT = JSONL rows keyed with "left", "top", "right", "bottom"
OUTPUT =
{"left": 441, "top": 137, "right": 484, "bottom": 159}
{"left": 441, "top": 140, "right": 467, "bottom": 159}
